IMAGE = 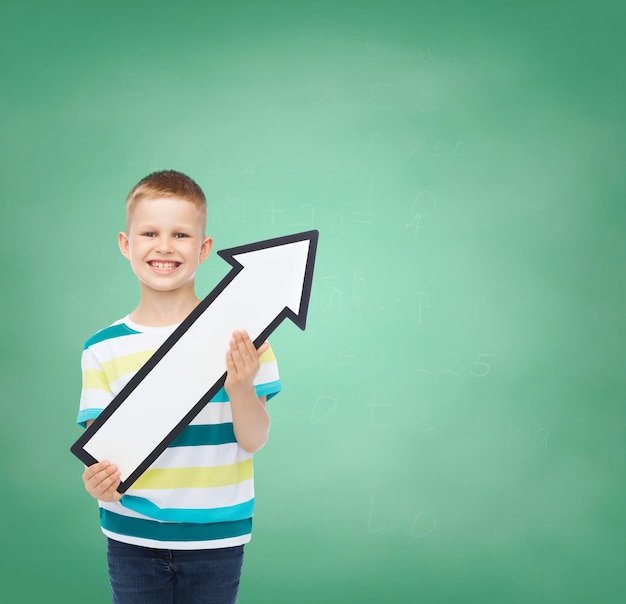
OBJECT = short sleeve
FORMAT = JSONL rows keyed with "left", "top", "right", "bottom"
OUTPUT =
{"left": 254, "top": 343, "right": 281, "bottom": 401}
{"left": 77, "top": 346, "right": 113, "bottom": 428}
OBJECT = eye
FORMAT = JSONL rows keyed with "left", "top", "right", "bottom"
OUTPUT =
{"left": 142, "top": 232, "right": 156, "bottom": 237}
{"left": 174, "top": 233, "right": 189, "bottom": 239}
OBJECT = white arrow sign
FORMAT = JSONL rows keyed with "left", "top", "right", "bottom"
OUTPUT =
{"left": 71, "top": 230, "right": 318, "bottom": 492}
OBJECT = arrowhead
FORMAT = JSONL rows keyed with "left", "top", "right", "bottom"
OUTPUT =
{"left": 217, "top": 230, "right": 319, "bottom": 330}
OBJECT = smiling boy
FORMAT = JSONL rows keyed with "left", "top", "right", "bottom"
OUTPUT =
{"left": 77, "top": 170, "right": 280, "bottom": 603}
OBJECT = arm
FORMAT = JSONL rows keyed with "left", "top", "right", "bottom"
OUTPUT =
{"left": 81, "top": 420, "right": 123, "bottom": 502}
{"left": 225, "top": 330, "right": 271, "bottom": 453}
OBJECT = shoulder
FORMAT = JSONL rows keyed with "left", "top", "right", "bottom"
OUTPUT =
{"left": 83, "top": 318, "right": 140, "bottom": 351}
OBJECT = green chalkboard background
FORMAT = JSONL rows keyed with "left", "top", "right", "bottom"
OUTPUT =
{"left": 1, "top": 0, "right": 624, "bottom": 602}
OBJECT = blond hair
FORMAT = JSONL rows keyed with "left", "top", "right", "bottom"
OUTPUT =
{"left": 125, "top": 170, "right": 207, "bottom": 231}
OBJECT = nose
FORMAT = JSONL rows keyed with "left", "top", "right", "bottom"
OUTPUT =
{"left": 155, "top": 236, "right": 174, "bottom": 253}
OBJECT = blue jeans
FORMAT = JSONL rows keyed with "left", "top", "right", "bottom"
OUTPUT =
{"left": 107, "top": 538, "right": 244, "bottom": 604}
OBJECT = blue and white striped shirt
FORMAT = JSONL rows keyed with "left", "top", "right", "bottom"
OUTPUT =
{"left": 77, "top": 316, "right": 281, "bottom": 549}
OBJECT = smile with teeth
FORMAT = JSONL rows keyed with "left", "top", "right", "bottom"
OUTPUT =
{"left": 149, "top": 260, "right": 181, "bottom": 270}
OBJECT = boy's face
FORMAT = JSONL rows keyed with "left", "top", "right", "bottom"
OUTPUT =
{"left": 118, "top": 197, "right": 213, "bottom": 295}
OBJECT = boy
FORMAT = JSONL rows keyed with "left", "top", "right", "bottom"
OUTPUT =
{"left": 77, "top": 170, "right": 281, "bottom": 604}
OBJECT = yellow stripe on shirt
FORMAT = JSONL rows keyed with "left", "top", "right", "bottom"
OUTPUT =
{"left": 86, "top": 347, "right": 273, "bottom": 393}
{"left": 82, "top": 350, "right": 156, "bottom": 392}
{"left": 101, "top": 350, "right": 155, "bottom": 385}
{"left": 82, "top": 369, "right": 112, "bottom": 392}
{"left": 133, "top": 458, "right": 254, "bottom": 490}
{"left": 259, "top": 347, "right": 275, "bottom": 363}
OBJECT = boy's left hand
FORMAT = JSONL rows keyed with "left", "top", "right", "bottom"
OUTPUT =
{"left": 224, "top": 330, "right": 269, "bottom": 397}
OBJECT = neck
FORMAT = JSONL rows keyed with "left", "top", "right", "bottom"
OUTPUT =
{"left": 129, "top": 285, "right": 201, "bottom": 327}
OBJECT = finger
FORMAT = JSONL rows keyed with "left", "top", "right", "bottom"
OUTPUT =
{"left": 240, "top": 330, "right": 260, "bottom": 358}
{"left": 83, "top": 460, "right": 109, "bottom": 478}
{"left": 101, "top": 475, "right": 123, "bottom": 500}
{"left": 86, "top": 463, "right": 119, "bottom": 490}
{"left": 86, "top": 475, "right": 120, "bottom": 502}
{"left": 256, "top": 340, "right": 270, "bottom": 357}
{"left": 97, "top": 470, "right": 121, "bottom": 495}
{"left": 228, "top": 337, "right": 243, "bottom": 370}
{"left": 225, "top": 348, "right": 238, "bottom": 377}
{"left": 83, "top": 460, "right": 114, "bottom": 483}
{"left": 234, "top": 330, "right": 254, "bottom": 363}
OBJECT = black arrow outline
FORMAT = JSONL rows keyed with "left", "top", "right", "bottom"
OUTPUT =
{"left": 70, "top": 229, "right": 319, "bottom": 493}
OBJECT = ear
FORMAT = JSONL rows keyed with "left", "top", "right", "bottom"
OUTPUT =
{"left": 118, "top": 231, "right": 131, "bottom": 260}
{"left": 199, "top": 236, "right": 213, "bottom": 264}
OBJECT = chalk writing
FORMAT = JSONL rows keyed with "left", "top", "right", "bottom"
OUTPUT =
{"left": 404, "top": 406, "right": 436, "bottom": 433}
{"left": 227, "top": 197, "right": 248, "bottom": 226}
{"left": 367, "top": 393, "right": 392, "bottom": 427}
{"left": 369, "top": 83, "right": 394, "bottom": 108}
{"left": 262, "top": 198, "right": 285, "bottom": 237}
{"left": 409, "top": 139, "right": 464, "bottom": 158}
{"left": 351, "top": 178, "right": 381, "bottom": 224}
{"left": 311, "top": 89, "right": 336, "bottom": 105}
{"left": 366, "top": 497, "right": 438, "bottom": 539}
{"left": 336, "top": 338, "right": 384, "bottom": 368}
{"left": 406, "top": 190, "right": 437, "bottom": 238}
{"left": 470, "top": 354, "right": 493, "bottom": 377}
{"left": 415, "top": 351, "right": 496, "bottom": 377}
{"left": 441, "top": 351, "right": 463, "bottom": 376}
{"left": 408, "top": 46, "right": 436, "bottom": 61}
{"left": 330, "top": 213, "right": 345, "bottom": 236}
{"left": 415, "top": 291, "right": 431, "bottom": 324}
{"left": 289, "top": 204, "right": 316, "bottom": 231}
{"left": 365, "top": 132, "right": 379, "bottom": 148}
{"left": 310, "top": 395, "right": 338, "bottom": 424}
{"left": 352, "top": 270, "right": 384, "bottom": 311}
{"left": 410, "top": 511, "right": 437, "bottom": 538}
{"left": 507, "top": 418, "right": 551, "bottom": 453}
{"left": 320, "top": 276, "right": 348, "bottom": 316}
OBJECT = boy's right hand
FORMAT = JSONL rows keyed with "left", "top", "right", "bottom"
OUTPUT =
{"left": 82, "top": 460, "right": 123, "bottom": 502}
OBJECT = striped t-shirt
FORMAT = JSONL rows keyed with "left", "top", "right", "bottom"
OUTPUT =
{"left": 77, "top": 316, "right": 281, "bottom": 550}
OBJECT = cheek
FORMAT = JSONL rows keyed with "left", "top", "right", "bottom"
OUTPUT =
{"left": 127, "top": 241, "right": 149, "bottom": 261}
{"left": 189, "top": 243, "right": 206, "bottom": 260}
